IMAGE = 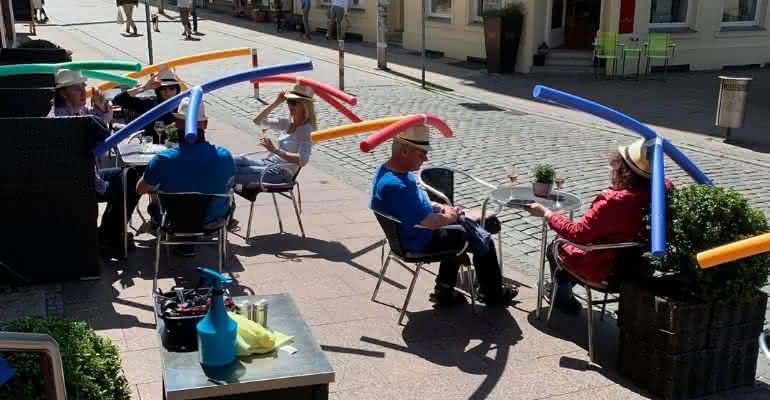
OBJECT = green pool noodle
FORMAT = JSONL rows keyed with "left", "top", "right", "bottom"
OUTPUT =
{"left": 81, "top": 70, "right": 137, "bottom": 87}
{"left": 59, "top": 60, "right": 141, "bottom": 71}
{"left": 0, "top": 64, "right": 58, "bottom": 77}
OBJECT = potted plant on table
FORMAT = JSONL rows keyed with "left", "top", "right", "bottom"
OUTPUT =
{"left": 0, "top": 316, "right": 131, "bottom": 399}
{"left": 619, "top": 185, "right": 769, "bottom": 398}
{"left": 530, "top": 164, "right": 555, "bottom": 197}
{"left": 164, "top": 124, "right": 179, "bottom": 146}
{"left": 482, "top": 2, "right": 525, "bottom": 74}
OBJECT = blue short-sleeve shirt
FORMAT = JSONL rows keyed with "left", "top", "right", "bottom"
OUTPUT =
{"left": 370, "top": 165, "right": 433, "bottom": 252}
{"left": 143, "top": 140, "right": 236, "bottom": 222}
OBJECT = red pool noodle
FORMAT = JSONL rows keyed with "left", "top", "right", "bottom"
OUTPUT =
{"left": 359, "top": 113, "right": 453, "bottom": 153}
{"left": 251, "top": 75, "right": 357, "bottom": 105}
{"left": 316, "top": 90, "right": 362, "bottom": 122}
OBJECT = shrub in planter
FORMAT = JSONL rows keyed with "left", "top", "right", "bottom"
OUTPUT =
{"left": 619, "top": 184, "right": 770, "bottom": 398}
{"left": 530, "top": 164, "right": 555, "bottom": 197}
{"left": 0, "top": 316, "right": 130, "bottom": 400}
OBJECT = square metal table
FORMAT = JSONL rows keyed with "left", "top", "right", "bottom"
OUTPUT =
{"left": 158, "top": 293, "right": 335, "bottom": 400}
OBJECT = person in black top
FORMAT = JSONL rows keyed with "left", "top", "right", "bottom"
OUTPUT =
{"left": 112, "top": 69, "right": 181, "bottom": 143}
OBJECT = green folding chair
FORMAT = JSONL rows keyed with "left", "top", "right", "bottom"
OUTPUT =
{"left": 643, "top": 32, "right": 676, "bottom": 80}
{"left": 593, "top": 31, "right": 622, "bottom": 79}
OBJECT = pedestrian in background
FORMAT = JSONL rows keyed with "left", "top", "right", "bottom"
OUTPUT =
{"left": 177, "top": 0, "right": 193, "bottom": 40}
{"left": 31, "top": 0, "right": 49, "bottom": 23}
{"left": 300, "top": 0, "right": 311, "bottom": 40}
{"left": 191, "top": 0, "right": 200, "bottom": 35}
{"left": 326, "top": 0, "right": 349, "bottom": 40}
{"left": 117, "top": 0, "right": 138, "bottom": 36}
{"left": 274, "top": 0, "right": 283, "bottom": 33}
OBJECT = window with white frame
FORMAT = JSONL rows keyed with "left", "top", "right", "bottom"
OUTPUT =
{"left": 319, "top": 0, "right": 364, "bottom": 9}
{"left": 649, "top": 0, "right": 689, "bottom": 26}
{"left": 427, "top": 0, "right": 452, "bottom": 18}
{"left": 471, "top": 0, "right": 484, "bottom": 22}
{"left": 722, "top": 0, "right": 761, "bottom": 25}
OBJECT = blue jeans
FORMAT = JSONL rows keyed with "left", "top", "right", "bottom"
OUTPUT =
{"left": 234, "top": 155, "right": 293, "bottom": 187}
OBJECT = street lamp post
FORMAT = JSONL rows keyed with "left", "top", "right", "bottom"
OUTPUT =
{"left": 376, "top": 0, "right": 389, "bottom": 70}
{"left": 144, "top": 0, "right": 154, "bottom": 64}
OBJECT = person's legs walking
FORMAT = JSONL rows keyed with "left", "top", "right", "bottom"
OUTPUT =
{"left": 122, "top": 5, "right": 136, "bottom": 34}
{"left": 326, "top": 7, "right": 334, "bottom": 39}
{"left": 334, "top": 7, "right": 345, "bottom": 40}
{"left": 192, "top": 2, "right": 198, "bottom": 33}
{"left": 180, "top": 8, "right": 191, "bottom": 38}
{"left": 302, "top": 7, "right": 311, "bottom": 38}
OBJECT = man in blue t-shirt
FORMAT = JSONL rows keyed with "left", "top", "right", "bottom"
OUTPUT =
{"left": 370, "top": 126, "right": 517, "bottom": 307}
{"left": 137, "top": 97, "right": 235, "bottom": 255}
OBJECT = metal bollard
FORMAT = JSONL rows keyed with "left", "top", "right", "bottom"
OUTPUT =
{"left": 251, "top": 48, "right": 259, "bottom": 99}
{"left": 716, "top": 76, "right": 752, "bottom": 142}
{"left": 338, "top": 39, "right": 345, "bottom": 91}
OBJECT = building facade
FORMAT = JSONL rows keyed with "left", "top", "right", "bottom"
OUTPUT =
{"left": 295, "top": 0, "right": 770, "bottom": 74}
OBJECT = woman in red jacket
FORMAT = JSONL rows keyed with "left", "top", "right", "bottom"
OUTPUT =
{"left": 527, "top": 139, "right": 671, "bottom": 313}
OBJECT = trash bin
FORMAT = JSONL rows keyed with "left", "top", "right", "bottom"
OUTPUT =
{"left": 716, "top": 76, "right": 751, "bottom": 134}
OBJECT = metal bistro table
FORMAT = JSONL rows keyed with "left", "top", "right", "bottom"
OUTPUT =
{"left": 117, "top": 141, "right": 166, "bottom": 167}
{"left": 158, "top": 293, "right": 335, "bottom": 400}
{"left": 481, "top": 185, "right": 581, "bottom": 319}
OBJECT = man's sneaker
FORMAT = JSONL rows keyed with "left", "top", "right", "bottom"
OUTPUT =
{"left": 429, "top": 286, "right": 467, "bottom": 307}
{"left": 480, "top": 285, "right": 519, "bottom": 307}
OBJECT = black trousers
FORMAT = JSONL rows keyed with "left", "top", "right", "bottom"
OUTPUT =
{"left": 423, "top": 228, "right": 504, "bottom": 299}
{"left": 97, "top": 167, "right": 139, "bottom": 245}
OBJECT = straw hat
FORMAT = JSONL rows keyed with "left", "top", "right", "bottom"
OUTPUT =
{"left": 618, "top": 139, "right": 651, "bottom": 178}
{"left": 395, "top": 125, "right": 431, "bottom": 151}
{"left": 54, "top": 69, "right": 87, "bottom": 89}
{"left": 175, "top": 97, "right": 207, "bottom": 122}
{"left": 285, "top": 83, "right": 315, "bottom": 102}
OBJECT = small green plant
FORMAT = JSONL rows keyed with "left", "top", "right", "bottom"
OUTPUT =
{"left": 531, "top": 164, "right": 556, "bottom": 184}
{"left": 646, "top": 185, "right": 770, "bottom": 302}
{"left": 164, "top": 124, "right": 179, "bottom": 143}
{"left": 0, "top": 316, "right": 131, "bottom": 400}
{"left": 482, "top": 2, "right": 525, "bottom": 18}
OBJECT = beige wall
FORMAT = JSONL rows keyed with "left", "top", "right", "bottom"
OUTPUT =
{"left": 607, "top": 0, "right": 770, "bottom": 72}
{"left": 296, "top": 0, "right": 770, "bottom": 74}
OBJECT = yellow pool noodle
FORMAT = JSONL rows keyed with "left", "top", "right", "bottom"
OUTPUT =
{"left": 696, "top": 233, "right": 770, "bottom": 269}
{"left": 311, "top": 116, "right": 405, "bottom": 143}
{"left": 89, "top": 48, "right": 251, "bottom": 94}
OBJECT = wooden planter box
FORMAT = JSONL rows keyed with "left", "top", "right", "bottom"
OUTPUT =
{"left": 618, "top": 281, "right": 767, "bottom": 399}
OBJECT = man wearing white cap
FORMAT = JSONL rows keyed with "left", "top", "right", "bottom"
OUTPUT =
{"left": 370, "top": 126, "right": 518, "bottom": 307}
{"left": 48, "top": 69, "right": 139, "bottom": 258}
{"left": 137, "top": 97, "right": 235, "bottom": 254}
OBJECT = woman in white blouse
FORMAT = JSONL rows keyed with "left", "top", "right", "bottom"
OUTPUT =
{"left": 234, "top": 83, "right": 317, "bottom": 187}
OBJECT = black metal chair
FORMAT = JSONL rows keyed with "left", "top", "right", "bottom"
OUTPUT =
{"left": 547, "top": 237, "right": 643, "bottom": 363}
{"left": 371, "top": 210, "right": 476, "bottom": 325}
{"left": 153, "top": 191, "right": 233, "bottom": 292}
{"left": 233, "top": 160, "right": 304, "bottom": 239}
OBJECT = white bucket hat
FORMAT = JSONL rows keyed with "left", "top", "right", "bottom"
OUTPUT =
{"left": 285, "top": 83, "right": 315, "bottom": 102}
{"left": 54, "top": 69, "right": 87, "bottom": 89}
{"left": 175, "top": 96, "right": 207, "bottom": 122}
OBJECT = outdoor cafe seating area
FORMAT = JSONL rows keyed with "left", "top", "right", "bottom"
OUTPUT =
{"left": 0, "top": 41, "right": 769, "bottom": 400}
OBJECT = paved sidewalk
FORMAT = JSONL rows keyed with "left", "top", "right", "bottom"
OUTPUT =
{"left": 2, "top": 1, "right": 769, "bottom": 398}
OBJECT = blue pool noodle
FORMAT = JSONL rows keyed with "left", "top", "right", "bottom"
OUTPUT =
{"left": 662, "top": 139, "right": 713, "bottom": 186}
{"left": 185, "top": 86, "right": 204, "bottom": 143}
{"left": 94, "top": 61, "right": 313, "bottom": 156}
{"left": 651, "top": 140, "right": 666, "bottom": 256}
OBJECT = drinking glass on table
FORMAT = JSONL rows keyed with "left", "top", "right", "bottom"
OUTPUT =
{"left": 505, "top": 165, "right": 519, "bottom": 202}
{"left": 554, "top": 176, "right": 566, "bottom": 208}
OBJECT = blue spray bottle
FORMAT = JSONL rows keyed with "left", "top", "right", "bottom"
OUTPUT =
{"left": 196, "top": 267, "right": 237, "bottom": 367}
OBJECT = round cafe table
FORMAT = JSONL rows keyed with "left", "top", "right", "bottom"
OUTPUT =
{"left": 480, "top": 184, "right": 581, "bottom": 319}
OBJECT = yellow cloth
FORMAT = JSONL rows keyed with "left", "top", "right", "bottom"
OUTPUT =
{"left": 228, "top": 312, "right": 293, "bottom": 357}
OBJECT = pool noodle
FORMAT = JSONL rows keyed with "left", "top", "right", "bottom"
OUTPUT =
{"left": 315, "top": 90, "right": 361, "bottom": 122}
{"left": 359, "top": 114, "right": 453, "bottom": 153}
{"left": 651, "top": 139, "right": 666, "bottom": 256}
{"left": 311, "top": 117, "right": 405, "bottom": 143}
{"left": 697, "top": 233, "right": 770, "bottom": 269}
{"left": 252, "top": 75, "right": 357, "bottom": 105}
{"left": 80, "top": 70, "right": 138, "bottom": 87}
{"left": 185, "top": 86, "right": 204, "bottom": 143}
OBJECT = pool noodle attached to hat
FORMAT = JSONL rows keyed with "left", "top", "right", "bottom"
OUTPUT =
{"left": 252, "top": 74, "right": 357, "bottom": 105}
{"left": 181, "top": 61, "right": 314, "bottom": 143}
{"left": 358, "top": 114, "right": 453, "bottom": 153}
{"left": 0, "top": 60, "right": 141, "bottom": 78}
{"left": 95, "top": 60, "right": 313, "bottom": 156}
{"left": 80, "top": 70, "right": 138, "bottom": 87}
{"left": 311, "top": 117, "right": 405, "bottom": 143}
{"left": 531, "top": 85, "right": 713, "bottom": 257}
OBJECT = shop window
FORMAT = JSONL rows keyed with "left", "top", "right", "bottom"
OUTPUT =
{"left": 649, "top": 0, "right": 689, "bottom": 26}
{"left": 427, "top": 0, "right": 452, "bottom": 19}
{"left": 722, "top": 0, "right": 761, "bottom": 26}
